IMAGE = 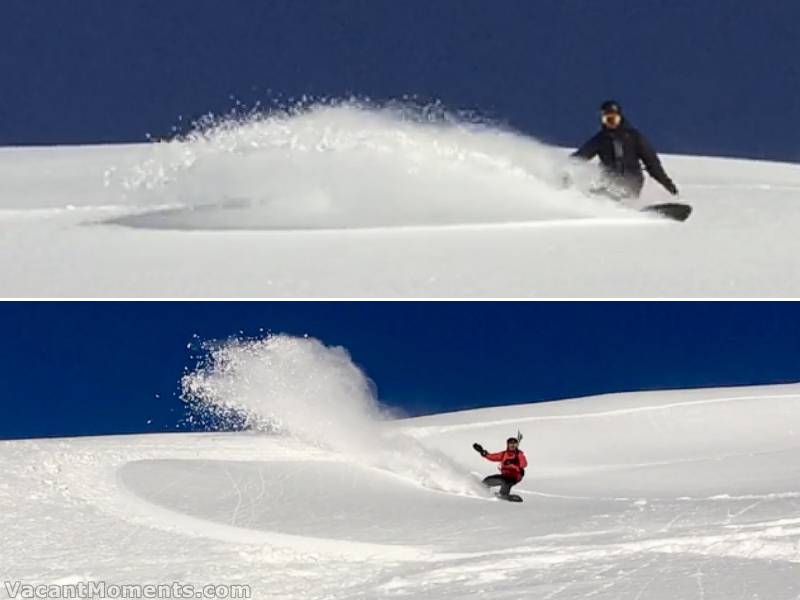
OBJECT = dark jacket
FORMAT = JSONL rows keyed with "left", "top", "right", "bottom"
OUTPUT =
{"left": 573, "top": 120, "right": 676, "bottom": 194}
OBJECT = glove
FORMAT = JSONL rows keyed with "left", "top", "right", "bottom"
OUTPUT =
{"left": 473, "top": 443, "right": 487, "bottom": 457}
{"left": 663, "top": 180, "right": 679, "bottom": 196}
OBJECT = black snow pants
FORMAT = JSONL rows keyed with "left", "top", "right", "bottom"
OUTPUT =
{"left": 482, "top": 474, "right": 517, "bottom": 496}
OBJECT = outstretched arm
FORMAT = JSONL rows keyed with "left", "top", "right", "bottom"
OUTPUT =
{"left": 483, "top": 451, "right": 506, "bottom": 462}
{"left": 572, "top": 133, "right": 601, "bottom": 161}
{"left": 637, "top": 133, "right": 678, "bottom": 195}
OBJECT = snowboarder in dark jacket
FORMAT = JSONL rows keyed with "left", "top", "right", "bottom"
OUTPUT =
{"left": 572, "top": 100, "right": 678, "bottom": 199}
{"left": 473, "top": 437, "right": 527, "bottom": 497}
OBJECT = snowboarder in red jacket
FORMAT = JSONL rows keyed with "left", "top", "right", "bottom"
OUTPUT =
{"left": 473, "top": 437, "right": 528, "bottom": 497}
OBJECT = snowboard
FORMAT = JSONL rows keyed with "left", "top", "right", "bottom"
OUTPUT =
{"left": 496, "top": 493, "right": 523, "bottom": 502}
{"left": 641, "top": 202, "right": 692, "bottom": 222}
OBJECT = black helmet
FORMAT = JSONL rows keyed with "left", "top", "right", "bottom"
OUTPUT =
{"left": 600, "top": 100, "right": 622, "bottom": 114}
{"left": 506, "top": 437, "right": 519, "bottom": 444}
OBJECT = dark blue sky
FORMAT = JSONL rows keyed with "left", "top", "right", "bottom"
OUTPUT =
{"left": 2, "top": 302, "right": 799, "bottom": 440}
{"left": 1, "top": 1, "right": 798, "bottom": 161}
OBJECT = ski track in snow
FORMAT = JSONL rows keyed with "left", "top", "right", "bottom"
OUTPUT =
{"left": 3, "top": 384, "right": 800, "bottom": 599}
{"left": 406, "top": 392, "right": 800, "bottom": 435}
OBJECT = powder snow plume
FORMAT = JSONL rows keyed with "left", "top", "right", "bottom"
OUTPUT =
{"left": 181, "top": 333, "right": 483, "bottom": 495}
{"left": 109, "top": 100, "right": 627, "bottom": 231}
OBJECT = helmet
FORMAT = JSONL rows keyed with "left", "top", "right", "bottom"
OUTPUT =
{"left": 506, "top": 437, "right": 519, "bottom": 444}
{"left": 600, "top": 100, "right": 622, "bottom": 114}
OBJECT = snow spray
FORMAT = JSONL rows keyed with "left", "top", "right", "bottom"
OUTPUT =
{"left": 109, "top": 100, "right": 625, "bottom": 230}
{"left": 181, "top": 333, "right": 482, "bottom": 495}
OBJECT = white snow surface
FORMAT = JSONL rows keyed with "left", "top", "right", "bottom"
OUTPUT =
{"left": 4, "top": 383, "right": 800, "bottom": 599}
{"left": 2, "top": 103, "right": 800, "bottom": 297}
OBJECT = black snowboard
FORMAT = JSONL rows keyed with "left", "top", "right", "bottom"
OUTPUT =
{"left": 496, "top": 493, "right": 523, "bottom": 502}
{"left": 641, "top": 202, "right": 692, "bottom": 222}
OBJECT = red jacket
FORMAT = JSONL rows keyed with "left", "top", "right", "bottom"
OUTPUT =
{"left": 484, "top": 449, "right": 527, "bottom": 482}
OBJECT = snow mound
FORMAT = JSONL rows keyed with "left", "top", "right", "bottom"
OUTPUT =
{"left": 107, "top": 102, "right": 634, "bottom": 230}
{"left": 4, "top": 384, "right": 800, "bottom": 598}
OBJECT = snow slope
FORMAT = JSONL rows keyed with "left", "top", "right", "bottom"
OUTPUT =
{"left": 2, "top": 103, "right": 800, "bottom": 297}
{"left": 4, "top": 385, "right": 800, "bottom": 598}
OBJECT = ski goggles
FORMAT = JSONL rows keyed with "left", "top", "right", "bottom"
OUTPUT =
{"left": 601, "top": 112, "right": 622, "bottom": 126}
